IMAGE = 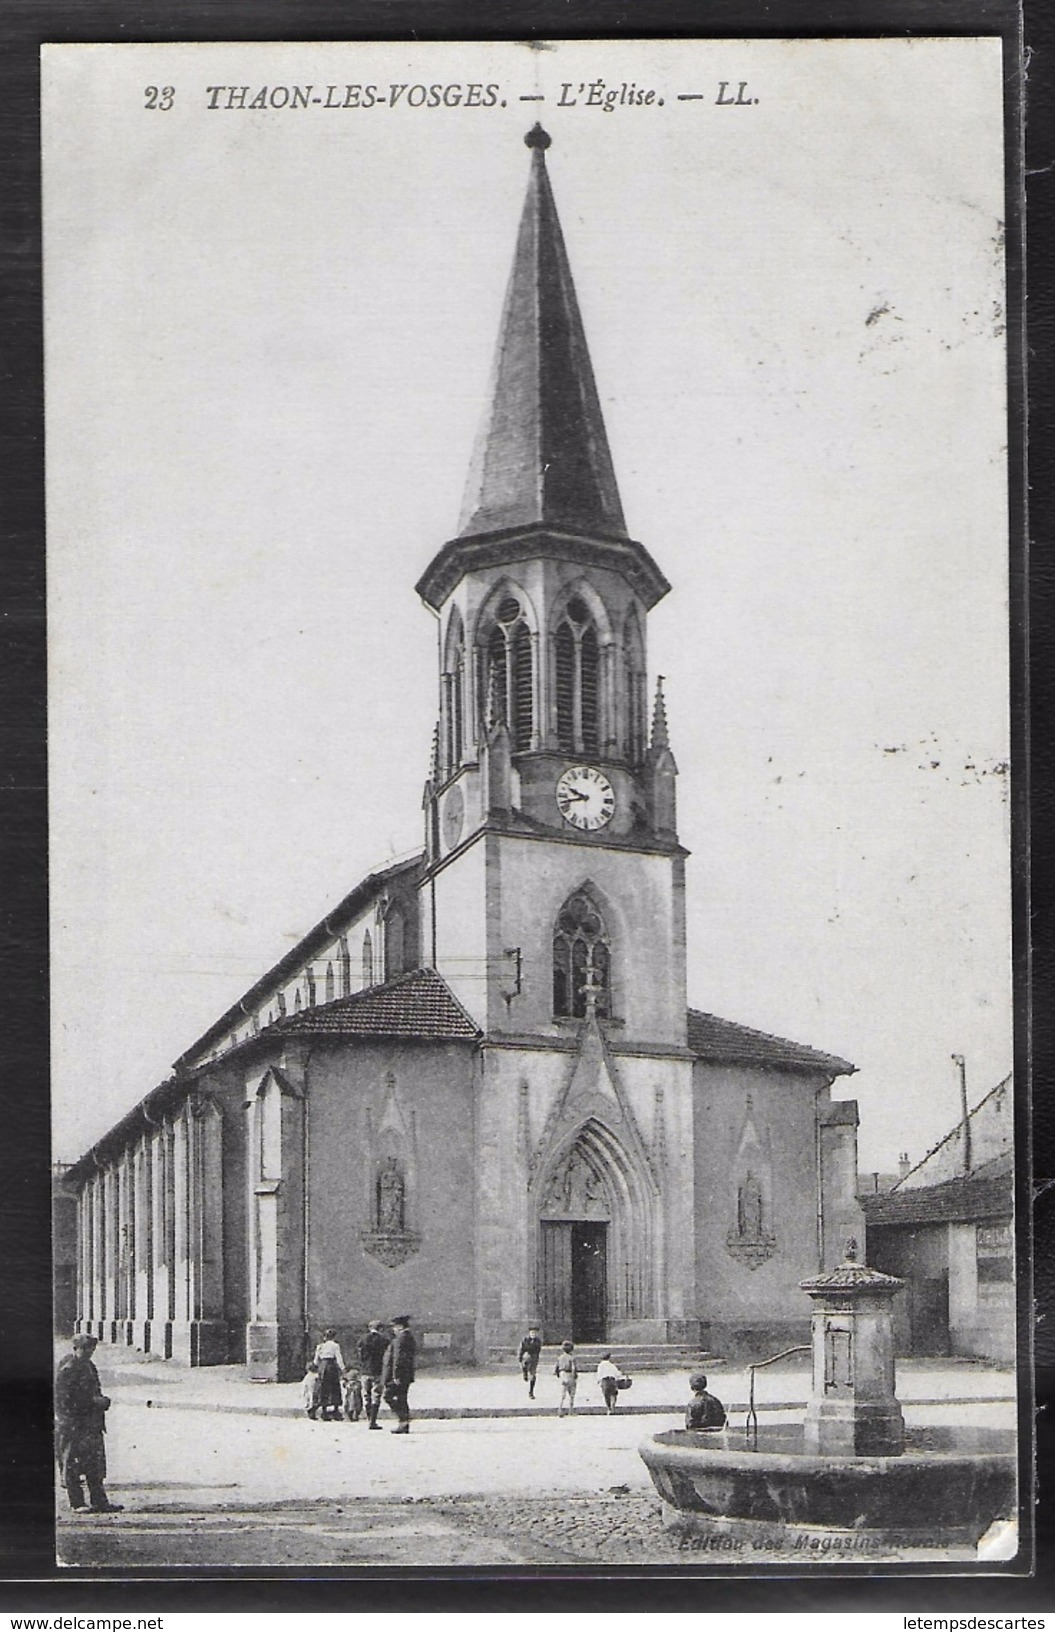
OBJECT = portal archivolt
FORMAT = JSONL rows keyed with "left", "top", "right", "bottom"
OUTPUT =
{"left": 535, "top": 1118, "right": 656, "bottom": 1333}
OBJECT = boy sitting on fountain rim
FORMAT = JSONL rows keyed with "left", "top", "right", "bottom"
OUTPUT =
{"left": 686, "top": 1373, "right": 726, "bottom": 1431}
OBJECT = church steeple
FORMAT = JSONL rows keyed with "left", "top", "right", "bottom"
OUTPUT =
{"left": 458, "top": 124, "right": 626, "bottom": 543}
{"left": 416, "top": 131, "right": 669, "bottom": 615}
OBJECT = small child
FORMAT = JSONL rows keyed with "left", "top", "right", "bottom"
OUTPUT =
{"left": 302, "top": 1360, "right": 320, "bottom": 1420}
{"left": 685, "top": 1371, "right": 726, "bottom": 1431}
{"left": 342, "top": 1366, "right": 364, "bottom": 1422}
{"left": 596, "top": 1351, "right": 627, "bottom": 1414}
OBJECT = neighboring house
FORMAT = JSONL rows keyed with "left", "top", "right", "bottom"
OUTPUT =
{"left": 861, "top": 1077, "right": 1014, "bottom": 1362}
{"left": 63, "top": 129, "right": 862, "bottom": 1378}
{"left": 895, "top": 1075, "right": 1012, "bottom": 1190}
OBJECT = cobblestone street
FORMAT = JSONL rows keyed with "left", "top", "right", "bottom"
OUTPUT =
{"left": 55, "top": 1344, "right": 1017, "bottom": 1568}
{"left": 58, "top": 1494, "right": 683, "bottom": 1569}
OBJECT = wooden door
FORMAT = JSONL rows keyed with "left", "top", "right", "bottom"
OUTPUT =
{"left": 572, "top": 1222, "right": 607, "bottom": 1341}
{"left": 910, "top": 1273, "right": 950, "bottom": 1356}
{"left": 539, "top": 1220, "right": 573, "bottom": 1339}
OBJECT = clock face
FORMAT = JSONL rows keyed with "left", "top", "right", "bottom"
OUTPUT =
{"left": 556, "top": 765, "right": 616, "bottom": 831}
{"left": 442, "top": 785, "right": 464, "bottom": 849}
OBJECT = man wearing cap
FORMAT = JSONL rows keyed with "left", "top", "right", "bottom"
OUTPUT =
{"left": 380, "top": 1316, "right": 416, "bottom": 1434}
{"left": 55, "top": 1335, "right": 122, "bottom": 1513}
{"left": 357, "top": 1320, "right": 390, "bottom": 1430}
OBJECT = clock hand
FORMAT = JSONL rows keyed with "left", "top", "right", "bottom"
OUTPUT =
{"left": 562, "top": 789, "right": 588, "bottom": 802}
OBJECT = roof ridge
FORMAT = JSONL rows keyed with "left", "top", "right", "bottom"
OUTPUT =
{"left": 289, "top": 964, "right": 481, "bottom": 1028}
{"left": 686, "top": 1005, "right": 854, "bottom": 1075}
{"left": 893, "top": 1070, "right": 1013, "bottom": 1188}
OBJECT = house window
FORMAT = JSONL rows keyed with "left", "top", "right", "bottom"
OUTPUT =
{"left": 553, "top": 889, "right": 611, "bottom": 1018}
{"left": 556, "top": 596, "right": 601, "bottom": 755}
{"left": 480, "top": 595, "right": 533, "bottom": 751}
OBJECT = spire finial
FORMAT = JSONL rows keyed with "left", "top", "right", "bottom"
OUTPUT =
{"left": 650, "top": 675, "right": 670, "bottom": 751}
{"left": 524, "top": 122, "right": 552, "bottom": 151}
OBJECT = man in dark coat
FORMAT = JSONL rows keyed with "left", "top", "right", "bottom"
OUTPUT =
{"left": 55, "top": 1335, "right": 122, "bottom": 1512}
{"left": 517, "top": 1325, "right": 542, "bottom": 1399}
{"left": 380, "top": 1315, "right": 416, "bottom": 1434}
{"left": 685, "top": 1372, "right": 726, "bottom": 1432}
{"left": 357, "top": 1320, "right": 390, "bottom": 1430}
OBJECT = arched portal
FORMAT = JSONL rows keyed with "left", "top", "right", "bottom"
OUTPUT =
{"left": 535, "top": 1119, "right": 655, "bottom": 1343}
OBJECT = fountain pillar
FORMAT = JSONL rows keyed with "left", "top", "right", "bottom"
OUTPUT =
{"left": 800, "top": 1238, "right": 904, "bottom": 1457}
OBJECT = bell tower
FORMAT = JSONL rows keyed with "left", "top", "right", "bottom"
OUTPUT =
{"left": 417, "top": 127, "right": 687, "bottom": 1047}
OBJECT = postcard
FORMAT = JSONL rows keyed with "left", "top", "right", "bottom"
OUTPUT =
{"left": 44, "top": 36, "right": 1022, "bottom": 1571}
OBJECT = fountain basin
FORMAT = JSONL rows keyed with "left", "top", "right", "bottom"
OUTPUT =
{"left": 639, "top": 1425, "right": 1016, "bottom": 1557}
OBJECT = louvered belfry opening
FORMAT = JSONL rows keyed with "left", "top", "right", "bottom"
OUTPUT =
{"left": 624, "top": 609, "right": 647, "bottom": 766}
{"left": 481, "top": 595, "right": 533, "bottom": 751}
{"left": 555, "top": 596, "right": 601, "bottom": 755}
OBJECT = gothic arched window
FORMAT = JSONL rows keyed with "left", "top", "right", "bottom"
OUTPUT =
{"left": 556, "top": 596, "right": 602, "bottom": 755}
{"left": 623, "top": 609, "right": 646, "bottom": 765}
{"left": 553, "top": 889, "right": 611, "bottom": 1019}
{"left": 325, "top": 961, "right": 335, "bottom": 1003}
{"left": 362, "top": 929, "right": 374, "bottom": 989}
{"left": 480, "top": 595, "right": 533, "bottom": 752}
{"left": 339, "top": 936, "right": 351, "bottom": 996}
{"left": 443, "top": 611, "right": 465, "bottom": 775}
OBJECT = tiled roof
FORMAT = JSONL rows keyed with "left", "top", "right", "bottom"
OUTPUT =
{"left": 801, "top": 1261, "right": 902, "bottom": 1295}
{"left": 862, "top": 1169, "right": 1012, "bottom": 1228}
{"left": 686, "top": 1008, "right": 855, "bottom": 1077}
{"left": 275, "top": 967, "right": 480, "bottom": 1043}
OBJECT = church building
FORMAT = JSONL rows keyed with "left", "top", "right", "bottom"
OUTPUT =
{"left": 66, "top": 127, "right": 863, "bottom": 1378}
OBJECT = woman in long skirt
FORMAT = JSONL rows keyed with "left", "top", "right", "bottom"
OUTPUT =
{"left": 313, "top": 1329, "right": 346, "bottom": 1421}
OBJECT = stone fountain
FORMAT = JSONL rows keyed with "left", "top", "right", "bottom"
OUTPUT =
{"left": 639, "top": 1241, "right": 1016, "bottom": 1561}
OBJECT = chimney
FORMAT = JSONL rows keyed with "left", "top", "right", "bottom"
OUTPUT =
{"left": 898, "top": 1152, "right": 910, "bottom": 1181}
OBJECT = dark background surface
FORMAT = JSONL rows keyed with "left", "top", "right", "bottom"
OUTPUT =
{"left": 1, "top": 0, "right": 1049, "bottom": 1609}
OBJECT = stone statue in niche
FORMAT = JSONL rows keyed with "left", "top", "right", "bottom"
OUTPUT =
{"left": 362, "top": 1153, "right": 420, "bottom": 1268}
{"left": 738, "top": 1171, "right": 764, "bottom": 1241}
{"left": 726, "top": 1166, "right": 776, "bottom": 1269}
{"left": 376, "top": 1157, "right": 405, "bottom": 1233}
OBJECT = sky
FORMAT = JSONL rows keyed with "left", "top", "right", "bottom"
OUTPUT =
{"left": 43, "top": 37, "right": 1012, "bottom": 1172}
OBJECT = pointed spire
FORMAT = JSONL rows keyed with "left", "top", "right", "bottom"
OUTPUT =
{"left": 458, "top": 127, "right": 627, "bottom": 542}
{"left": 650, "top": 675, "right": 670, "bottom": 752}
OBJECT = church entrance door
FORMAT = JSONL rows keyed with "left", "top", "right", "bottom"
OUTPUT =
{"left": 539, "top": 1220, "right": 607, "bottom": 1342}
